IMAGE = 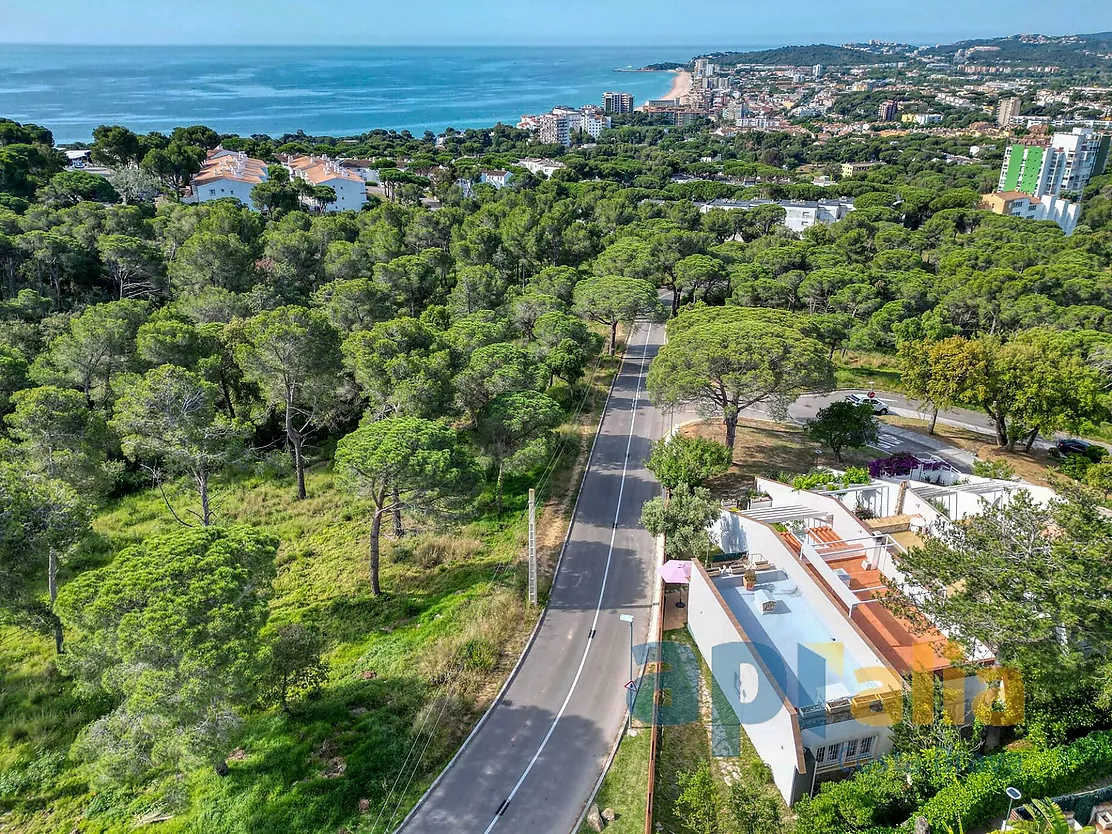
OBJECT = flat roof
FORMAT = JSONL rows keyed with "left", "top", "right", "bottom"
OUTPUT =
{"left": 714, "top": 572, "right": 890, "bottom": 707}
{"left": 819, "top": 552, "right": 957, "bottom": 674}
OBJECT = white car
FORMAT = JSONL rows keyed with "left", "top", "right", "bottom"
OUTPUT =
{"left": 845, "top": 393, "right": 890, "bottom": 415}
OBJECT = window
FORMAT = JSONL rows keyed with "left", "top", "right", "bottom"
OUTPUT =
{"left": 859, "top": 736, "right": 874, "bottom": 757}
{"left": 815, "top": 742, "right": 842, "bottom": 766}
{"left": 844, "top": 739, "right": 858, "bottom": 759}
{"left": 209, "top": 189, "right": 216, "bottom": 196}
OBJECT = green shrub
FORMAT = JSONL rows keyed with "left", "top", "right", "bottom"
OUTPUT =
{"left": 972, "top": 459, "right": 1016, "bottom": 480}
{"left": 917, "top": 729, "right": 1112, "bottom": 830}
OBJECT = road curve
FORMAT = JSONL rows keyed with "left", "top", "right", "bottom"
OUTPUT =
{"left": 395, "top": 322, "right": 667, "bottom": 834}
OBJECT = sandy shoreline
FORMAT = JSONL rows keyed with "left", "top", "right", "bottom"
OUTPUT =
{"left": 636, "top": 69, "right": 693, "bottom": 110}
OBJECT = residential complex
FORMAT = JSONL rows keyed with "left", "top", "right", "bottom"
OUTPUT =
{"left": 283, "top": 155, "right": 368, "bottom": 212}
{"left": 699, "top": 198, "right": 856, "bottom": 233}
{"left": 185, "top": 148, "right": 369, "bottom": 212}
{"left": 184, "top": 148, "right": 268, "bottom": 206}
{"left": 997, "top": 95, "right": 1022, "bottom": 126}
{"left": 984, "top": 127, "right": 1111, "bottom": 232}
{"left": 997, "top": 127, "right": 1111, "bottom": 197}
{"left": 683, "top": 465, "right": 1048, "bottom": 804}
{"left": 602, "top": 91, "right": 634, "bottom": 114}
{"left": 518, "top": 105, "right": 611, "bottom": 146}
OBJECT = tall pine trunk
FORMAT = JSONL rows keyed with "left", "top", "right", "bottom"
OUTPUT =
{"left": 392, "top": 486, "right": 404, "bottom": 538}
{"left": 724, "top": 412, "right": 739, "bottom": 453}
{"left": 48, "top": 550, "right": 63, "bottom": 654}
{"left": 495, "top": 461, "right": 505, "bottom": 514}
{"left": 927, "top": 405, "right": 939, "bottom": 436}
{"left": 609, "top": 321, "right": 618, "bottom": 355}
{"left": 197, "top": 468, "right": 212, "bottom": 526}
{"left": 286, "top": 392, "right": 307, "bottom": 500}
{"left": 369, "top": 507, "right": 384, "bottom": 596}
{"left": 1023, "top": 426, "right": 1040, "bottom": 453}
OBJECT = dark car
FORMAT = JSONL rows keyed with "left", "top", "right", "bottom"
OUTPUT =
{"left": 1054, "top": 438, "right": 1108, "bottom": 462}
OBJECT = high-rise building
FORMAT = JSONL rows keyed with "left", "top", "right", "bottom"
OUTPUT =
{"left": 998, "top": 128, "right": 1111, "bottom": 198}
{"left": 603, "top": 91, "right": 634, "bottom": 114}
{"left": 996, "top": 96, "right": 1021, "bottom": 127}
{"left": 877, "top": 100, "right": 897, "bottom": 121}
{"left": 529, "top": 106, "right": 612, "bottom": 147}
{"left": 991, "top": 128, "right": 1110, "bottom": 234}
{"left": 813, "top": 64, "right": 824, "bottom": 79}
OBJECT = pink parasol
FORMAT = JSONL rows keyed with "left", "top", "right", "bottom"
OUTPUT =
{"left": 659, "top": 560, "right": 693, "bottom": 584}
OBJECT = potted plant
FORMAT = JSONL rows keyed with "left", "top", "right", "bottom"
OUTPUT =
{"left": 744, "top": 568, "right": 758, "bottom": 590}
{"left": 747, "top": 488, "right": 772, "bottom": 509}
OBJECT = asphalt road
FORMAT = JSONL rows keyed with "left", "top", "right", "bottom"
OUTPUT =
{"left": 395, "top": 322, "right": 667, "bottom": 834}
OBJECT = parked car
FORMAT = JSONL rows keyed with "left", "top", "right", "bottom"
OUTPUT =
{"left": 1053, "top": 438, "right": 1108, "bottom": 462}
{"left": 845, "top": 393, "right": 890, "bottom": 415}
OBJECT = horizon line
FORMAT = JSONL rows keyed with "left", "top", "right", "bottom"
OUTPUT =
{"left": 0, "top": 35, "right": 1020, "bottom": 49}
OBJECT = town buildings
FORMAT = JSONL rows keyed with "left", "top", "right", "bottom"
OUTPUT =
{"left": 184, "top": 148, "right": 268, "bottom": 207}
{"left": 997, "top": 95, "right": 1022, "bottom": 127}
{"left": 980, "top": 189, "right": 1080, "bottom": 232}
{"left": 602, "top": 91, "right": 634, "bottom": 114}
{"left": 877, "top": 100, "right": 898, "bottom": 121}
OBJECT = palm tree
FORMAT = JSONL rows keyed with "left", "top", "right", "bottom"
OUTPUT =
{"left": 1009, "top": 799, "right": 1093, "bottom": 834}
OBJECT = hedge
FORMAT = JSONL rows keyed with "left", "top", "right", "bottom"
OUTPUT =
{"left": 915, "top": 730, "right": 1112, "bottom": 830}
{"left": 794, "top": 730, "right": 1112, "bottom": 834}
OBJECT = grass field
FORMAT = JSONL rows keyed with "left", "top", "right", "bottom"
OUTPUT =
{"left": 0, "top": 349, "right": 624, "bottom": 834}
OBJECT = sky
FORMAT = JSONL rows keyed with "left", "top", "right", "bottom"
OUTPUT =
{"left": 2, "top": 0, "right": 1112, "bottom": 47}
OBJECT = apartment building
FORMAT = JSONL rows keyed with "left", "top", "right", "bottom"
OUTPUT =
{"left": 185, "top": 148, "right": 268, "bottom": 207}
{"left": 522, "top": 106, "right": 612, "bottom": 147}
{"left": 603, "top": 91, "right": 634, "bottom": 114}
{"left": 517, "top": 157, "right": 566, "bottom": 178}
{"left": 981, "top": 190, "right": 1080, "bottom": 234}
{"left": 284, "top": 155, "right": 368, "bottom": 212}
{"left": 699, "top": 198, "right": 855, "bottom": 233}
{"left": 991, "top": 127, "right": 1110, "bottom": 233}
{"left": 997, "top": 95, "right": 1022, "bottom": 127}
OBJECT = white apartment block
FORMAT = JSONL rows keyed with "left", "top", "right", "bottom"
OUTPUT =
{"left": 517, "top": 157, "right": 566, "bottom": 178}
{"left": 339, "top": 159, "right": 381, "bottom": 184}
{"left": 700, "top": 199, "right": 855, "bottom": 233}
{"left": 285, "top": 155, "right": 368, "bottom": 212}
{"left": 520, "top": 106, "right": 612, "bottom": 147}
{"left": 185, "top": 148, "right": 268, "bottom": 208}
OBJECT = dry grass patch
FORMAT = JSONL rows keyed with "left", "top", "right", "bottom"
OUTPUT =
{"left": 681, "top": 418, "right": 876, "bottom": 499}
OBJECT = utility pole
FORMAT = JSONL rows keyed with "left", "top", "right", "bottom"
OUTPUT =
{"left": 527, "top": 488, "right": 538, "bottom": 606}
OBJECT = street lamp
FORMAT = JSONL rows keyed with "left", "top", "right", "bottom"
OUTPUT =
{"left": 1001, "top": 786, "right": 1022, "bottom": 831}
{"left": 619, "top": 614, "right": 634, "bottom": 733}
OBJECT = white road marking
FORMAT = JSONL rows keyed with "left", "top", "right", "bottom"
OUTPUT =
{"left": 481, "top": 322, "right": 653, "bottom": 834}
{"left": 871, "top": 433, "right": 900, "bottom": 451}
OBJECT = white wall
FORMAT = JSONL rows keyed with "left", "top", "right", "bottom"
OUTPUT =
{"left": 755, "top": 478, "right": 873, "bottom": 543}
{"left": 317, "top": 177, "right": 367, "bottom": 212}
{"left": 688, "top": 564, "right": 804, "bottom": 803}
{"left": 191, "top": 177, "right": 258, "bottom": 208}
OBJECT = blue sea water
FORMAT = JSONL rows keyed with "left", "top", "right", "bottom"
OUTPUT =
{"left": 0, "top": 45, "right": 705, "bottom": 143}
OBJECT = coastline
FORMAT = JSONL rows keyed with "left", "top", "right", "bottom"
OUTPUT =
{"left": 636, "top": 69, "right": 693, "bottom": 110}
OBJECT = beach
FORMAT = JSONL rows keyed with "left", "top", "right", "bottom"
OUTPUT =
{"left": 638, "top": 69, "right": 694, "bottom": 109}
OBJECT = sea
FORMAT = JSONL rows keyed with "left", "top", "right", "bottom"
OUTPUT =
{"left": 0, "top": 45, "right": 714, "bottom": 144}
